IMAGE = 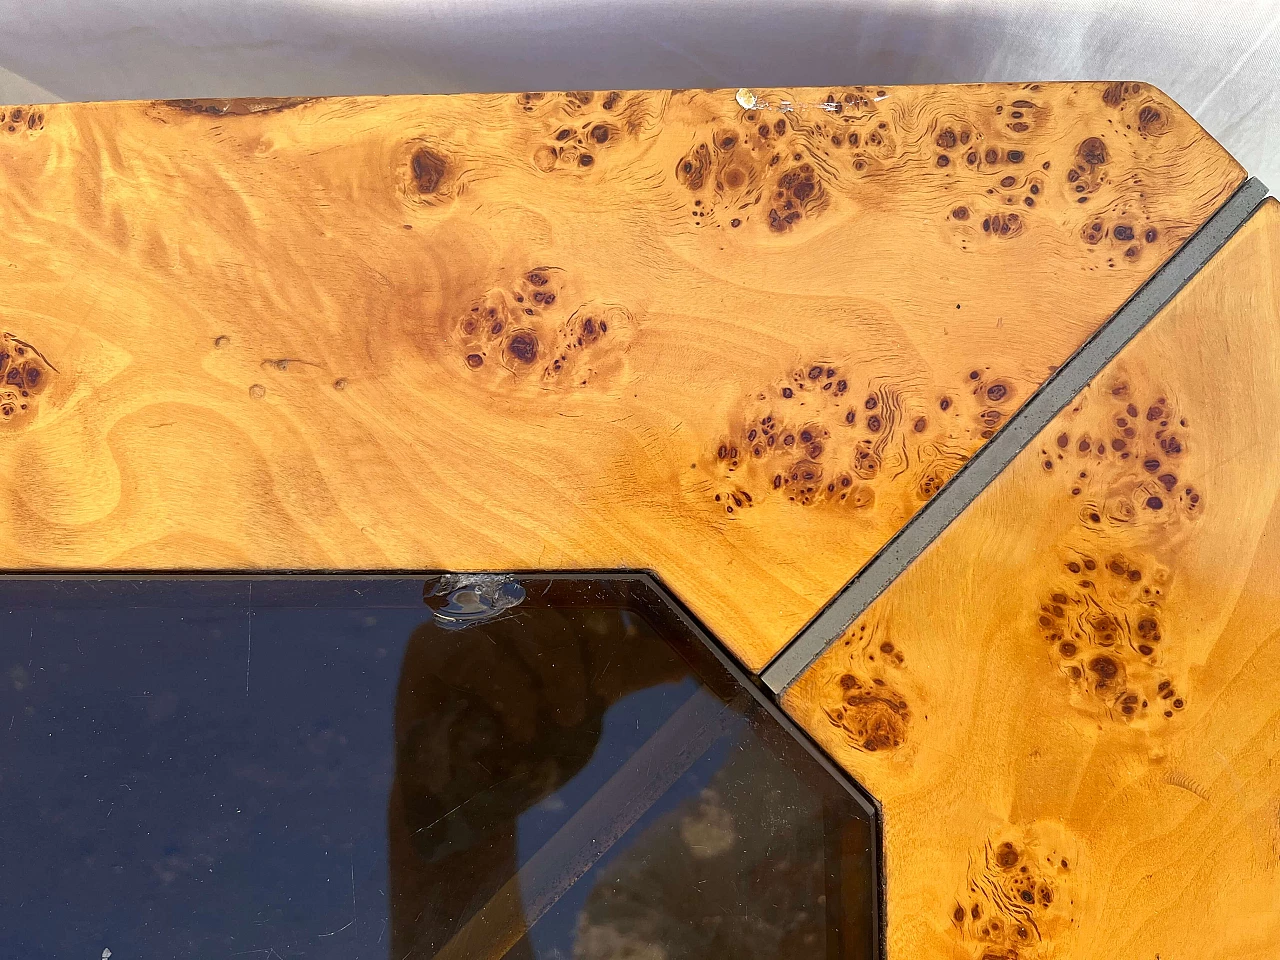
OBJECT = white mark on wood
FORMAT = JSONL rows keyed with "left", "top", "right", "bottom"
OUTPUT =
{"left": 735, "top": 87, "right": 889, "bottom": 113}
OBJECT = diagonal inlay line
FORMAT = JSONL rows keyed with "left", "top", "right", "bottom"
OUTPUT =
{"left": 761, "top": 176, "right": 1271, "bottom": 696}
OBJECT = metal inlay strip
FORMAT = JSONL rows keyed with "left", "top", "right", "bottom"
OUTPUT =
{"left": 761, "top": 177, "right": 1271, "bottom": 695}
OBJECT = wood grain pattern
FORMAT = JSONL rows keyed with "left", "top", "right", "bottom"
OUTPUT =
{"left": 785, "top": 199, "right": 1280, "bottom": 958}
{"left": 0, "top": 84, "right": 1242, "bottom": 669}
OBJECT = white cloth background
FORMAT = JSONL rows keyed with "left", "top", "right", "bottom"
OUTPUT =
{"left": 0, "top": 0, "right": 1276, "bottom": 186}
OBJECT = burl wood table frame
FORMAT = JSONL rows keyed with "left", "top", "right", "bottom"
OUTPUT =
{"left": 2, "top": 83, "right": 1277, "bottom": 958}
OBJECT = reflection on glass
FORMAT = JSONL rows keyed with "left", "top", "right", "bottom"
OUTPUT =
{"left": 0, "top": 576, "right": 876, "bottom": 959}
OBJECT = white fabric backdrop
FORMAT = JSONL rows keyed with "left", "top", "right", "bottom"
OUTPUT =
{"left": 0, "top": 0, "right": 1275, "bottom": 186}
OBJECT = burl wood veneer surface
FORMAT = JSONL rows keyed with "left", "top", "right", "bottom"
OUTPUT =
{"left": 785, "top": 199, "right": 1280, "bottom": 958}
{"left": 0, "top": 84, "right": 1242, "bottom": 669}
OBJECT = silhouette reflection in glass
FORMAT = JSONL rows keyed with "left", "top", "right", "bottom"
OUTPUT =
{"left": 393, "top": 576, "right": 875, "bottom": 959}
{"left": 0, "top": 576, "right": 875, "bottom": 960}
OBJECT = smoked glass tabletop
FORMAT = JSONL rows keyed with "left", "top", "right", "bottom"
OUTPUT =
{"left": 0, "top": 576, "right": 877, "bottom": 959}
